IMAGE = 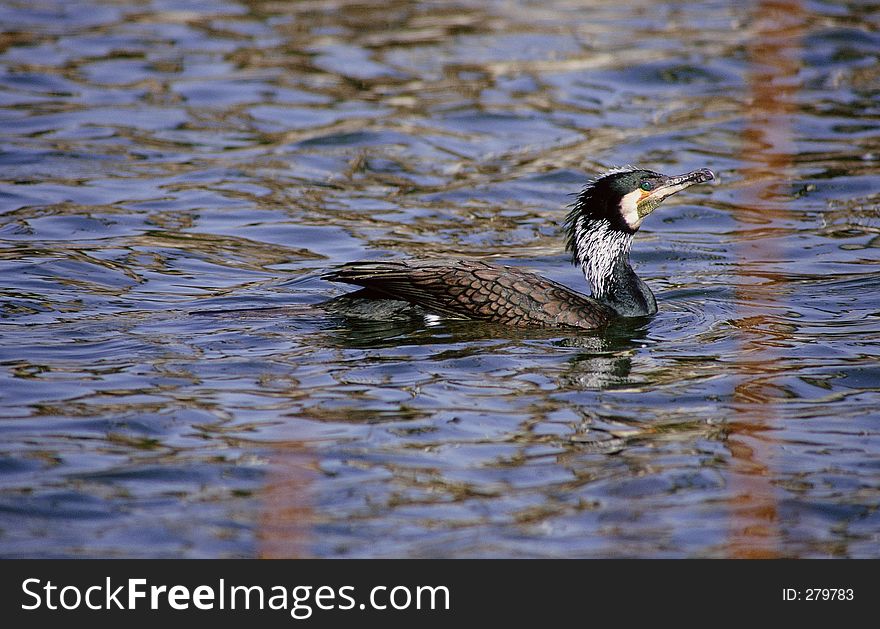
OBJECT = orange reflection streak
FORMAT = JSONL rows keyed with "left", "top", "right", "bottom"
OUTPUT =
{"left": 727, "top": 0, "right": 806, "bottom": 558}
{"left": 257, "top": 440, "right": 317, "bottom": 559}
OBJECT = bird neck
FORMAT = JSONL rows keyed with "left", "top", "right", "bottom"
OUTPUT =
{"left": 571, "top": 218, "right": 657, "bottom": 317}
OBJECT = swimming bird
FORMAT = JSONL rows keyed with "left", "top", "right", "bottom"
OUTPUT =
{"left": 322, "top": 166, "right": 715, "bottom": 329}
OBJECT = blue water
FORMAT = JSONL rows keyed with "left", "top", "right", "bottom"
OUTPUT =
{"left": 0, "top": 0, "right": 878, "bottom": 557}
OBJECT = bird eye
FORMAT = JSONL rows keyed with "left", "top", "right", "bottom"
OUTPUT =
{"left": 640, "top": 181, "right": 654, "bottom": 191}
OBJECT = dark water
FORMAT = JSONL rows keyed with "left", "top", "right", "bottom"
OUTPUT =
{"left": 1, "top": 0, "right": 878, "bottom": 558}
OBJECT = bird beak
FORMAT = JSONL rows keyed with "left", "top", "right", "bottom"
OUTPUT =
{"left": 637, "top": 168, "right": 715, "bottom": 218}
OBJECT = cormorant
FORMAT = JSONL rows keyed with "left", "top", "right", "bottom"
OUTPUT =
{"left": 322, "top": 167, "right": 715, "bottom": 329}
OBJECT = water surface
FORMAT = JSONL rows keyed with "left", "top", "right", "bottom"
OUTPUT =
{"left": 1, "top": 0, "right": 879, "bottom": 557}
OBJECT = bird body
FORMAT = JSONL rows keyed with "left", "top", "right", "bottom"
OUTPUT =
{"left": 322, "top": 259, "right": 616, "bottom": 329}
{"left": 323, "top": 167, "right": 714, "bottom": 330}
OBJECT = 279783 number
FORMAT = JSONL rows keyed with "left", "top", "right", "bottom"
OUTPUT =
{"left": 806, "top": 589, "right": 854, "bottom": 601}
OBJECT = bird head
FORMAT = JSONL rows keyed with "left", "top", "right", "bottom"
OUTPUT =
{"left": 566, "top": 166, "right": 716, "bottom": 236}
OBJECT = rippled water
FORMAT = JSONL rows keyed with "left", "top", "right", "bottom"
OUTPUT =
{"left": 1, "top": 0, "right": 878, "bottom": 558}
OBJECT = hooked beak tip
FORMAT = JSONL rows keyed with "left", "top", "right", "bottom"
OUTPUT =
{"left": 695, "top": 168, "right": 715, "bottom": 183}
{"left": 676, "top": 168, "right": 715, "bottom": 186}
{"left": 663, "top": 167, "right": 716, "bottom": 191}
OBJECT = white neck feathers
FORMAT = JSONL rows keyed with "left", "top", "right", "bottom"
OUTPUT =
{"left": 572, "top": 218, "right": 634, "bottom": 298}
